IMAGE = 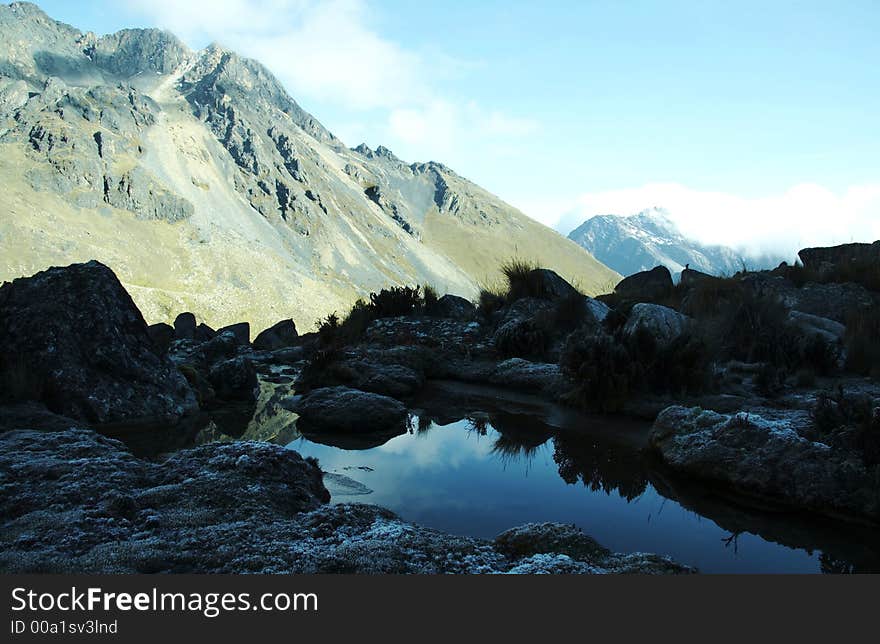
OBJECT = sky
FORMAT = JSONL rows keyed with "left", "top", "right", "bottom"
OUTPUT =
{"left": 34, "top": 0, "right": 880, "bottom": 257}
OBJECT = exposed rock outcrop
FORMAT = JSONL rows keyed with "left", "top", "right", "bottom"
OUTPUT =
{"left": 253, "top": 319, "right": 298, "bottom": 351}
{"left": 651, "top": 406, "right": 880, "bottom": 523}
{"left": 623, "top": 303, "right": 690, "bottom": 347}
{"left": 614, "top": 265, "right": 673, "bottom": 302}
{"left": 799, "top": 241, "right": 880, "bottom": 272}
{"left": 0, "top": 261, "right": 196, "bottom": 423}
{"left": 283, "top": 386, "right": 408, "bottom": 434}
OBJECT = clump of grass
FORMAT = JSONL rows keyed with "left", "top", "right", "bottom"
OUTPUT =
{"left": 493, "top": 318, "right": 549, "bottom": 359}
{"left": 559, "top": 325, "right": 712, "bottom": 413}
{"left": 316, "top": 286, "right": 427, "bottom": 347}
{"left": 693, "top": 289, "right": 840, "bottom": 384}
{"left": 423, "top": 284, "right": 439, "bottom": 312}
{"left": 777, "top": 259, "right": 880, "bottom": 292}
{"left": 810, "top": 387, "right": 880, "bottom": 466}
{"left": 477, "top": 286, "right": 507, "bottom": 319}
{"left": 370, "top": 285, "right": 422, "bottom": 317}
{"left": 675, "top": 274, "right": 746, "bottom": 318}
{"left": 844, "top": 307, "right": 880, "bottom": 378}
{"left": 501, "top": 259, "right": 545, "bottom": 300}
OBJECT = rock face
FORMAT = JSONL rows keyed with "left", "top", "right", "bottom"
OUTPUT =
{"left": 651, "top": 406, "right": 880, "bottom": 523}
{"left": 0, "top": 428, "right": 693, "bottom": 574}
{"left": 614, "top": 265, "right": 674, "bottom": 302}
{"left": 253, "top": 319, "right": 298, "bottom": 351}
{"left": 0, "top": 261, "right": 196, "bottom": 423}
{"left": 623, "top": 303, "right": 690, "bottom": 347}
{"left": 0, "top": 3, "right": 618, "bottom": 334}
{"left": 284, "top": 386, "right": 407, "bottom": 434}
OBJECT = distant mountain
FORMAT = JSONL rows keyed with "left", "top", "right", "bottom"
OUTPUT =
{"left": 567, "top": 208, "right": 783, "bottom": 278}
{"left": 0, "top": 2, "right": 618, "bottom": 333}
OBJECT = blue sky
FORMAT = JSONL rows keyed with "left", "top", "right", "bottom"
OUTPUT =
{"left": 34, "top": 0, "right": 880, "bottom": 254}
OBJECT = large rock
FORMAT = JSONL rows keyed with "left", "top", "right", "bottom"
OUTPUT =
{"left": 615, "top": 266, "right": 673, "bottom": 302}
{"left": 147, "top": 322, "right": 174, "bottom": 354}
{"left": 488, "top": 359, "right": 565, "bottom": 394}
{"left": 585, "top": 296, "right": 611, "bottom": 322}
{"left": 217, "top": 322, "right": 250, "bottom": 345}
{"left": 253, "top": 319, "right": 298, "bottom": 351}
{"left": 173, "top": 312, "right": 197, "bottom": 341}
{"left": 0, "top": 428, "right": 691, "bottom": 573}
{"left": 740, "top": 272, "right": 877, "bottom": 323}
{"left": 787, "top": 310, "right": 846, "bottom": 345}
{"left": 208, "top": 356, "right": 259, "bottom": 402}
{"left": 0, "top": 261, "right": 196, "bottom": 423}
{"left": 284, "top": 386, "right": 407, "bottom": 434}
{"left": 651, "top": 406, "right": 880, "bottom": 523}
{"left": 679, "top": 267, "right": 714, "bottom": 289}
{"left": 623, "top": 303, "right": 690, "bottom": 347}
{"left": 528, "top": 268, "right": 581, "bottom": 299}
{"left": 799, "top": 241, "right": 880, "bottom": 272}
{"left": 430, "top": 294, "right": 476, "bottom": 320}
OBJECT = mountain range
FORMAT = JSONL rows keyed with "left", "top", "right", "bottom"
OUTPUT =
{"left": 0, "top": 2, "right": 618, "bottom": 333}
{"left": 567, "top": 208, "right": 785, "bottom": 278}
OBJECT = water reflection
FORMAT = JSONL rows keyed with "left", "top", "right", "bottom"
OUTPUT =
{"left": 103, "top": 377, "right": 880, "bottom": 573}
{"left": 287, "top": 384, "right": 880, "bottom": 574}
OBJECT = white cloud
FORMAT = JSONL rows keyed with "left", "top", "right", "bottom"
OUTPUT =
{"left": 533, "top": 182, "right": 880, "bottom": 258}
{"left": 123, "top": 0, "right": 537, "bottom": 152}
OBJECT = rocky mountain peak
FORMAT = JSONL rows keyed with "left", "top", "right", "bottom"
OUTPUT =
{"left": 92, "top": 28, "right": 192, "bottom": 77}
{"left": 0, "top": 2, "right": 618, "bottom": 333}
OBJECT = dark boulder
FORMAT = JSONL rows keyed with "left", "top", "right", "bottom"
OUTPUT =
{"left": 651, "top": 406, "right": 880, "bottom": 523}
{"left": 208, "top": 356, "right": 259, "bottom": 402}
{"left": 615, "top": 266, "right": 673, "bottom": 302}
{"left": 217, "top": 322, "right": 250, "bottom": 345}
{"left": 429, "top": 294, "right": 476, "bottom": 320}
{"left": 194, "top": 323, "right": 216, "bottom": 343}
{"left": 529, "top": 268, "right": 581, "bottom": 299}
{"left": 173, "top": 312, "right": 197, "bottom": 340}
{"left": 147, "top": 322, "right": 174, "bottom": 354}
{"left": 284, "top": 386, "right": 407, "bottom": 434}
{"left": 0, "top": 261, "right": 197, "bottom": 423}
{"left": 799, "top": 241, "right": 880, "bottom": 272}
{"left": 679, "top": 267, "right": 714, "bottom": 289}
{"left": 253, "top": 319, "right": 298, "bottom": 351}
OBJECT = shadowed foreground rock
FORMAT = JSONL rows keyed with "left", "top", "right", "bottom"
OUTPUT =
{"left": 0, "top": 261, "right": 196, "bottom": 423}
{"left": 0, "top": 428, "right": 693, "bottom": 574}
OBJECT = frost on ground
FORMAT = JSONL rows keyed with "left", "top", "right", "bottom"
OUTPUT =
{"left": 0, "top": 428, "right": 694, "bottom": 574}
{"left": 651, "top": 405, "right": 880, "bottom": 522}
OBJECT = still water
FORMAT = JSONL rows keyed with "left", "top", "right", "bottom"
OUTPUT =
{"left": 287, "top": 383, "right": 880, "bottom": 574}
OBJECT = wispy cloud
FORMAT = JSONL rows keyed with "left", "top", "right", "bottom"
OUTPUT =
{"left": 122, "top": 0, "right": 538, "bottom": 157}
{"left": 525, "top": 182, "right": 880, "bottom": 258}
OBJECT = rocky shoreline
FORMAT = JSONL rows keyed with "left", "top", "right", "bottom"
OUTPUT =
{"left": 0, "top": 428, "right": 691, "bottom": 574}
{"left": 2, "top": 242, "right": 879, "bottom": 572}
